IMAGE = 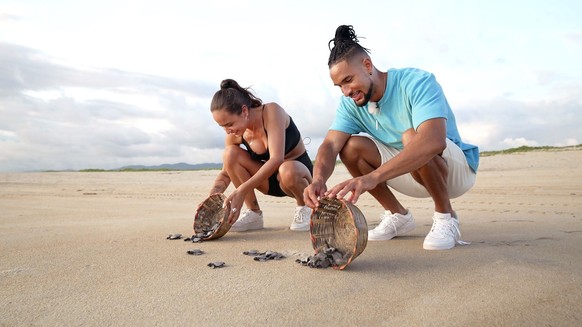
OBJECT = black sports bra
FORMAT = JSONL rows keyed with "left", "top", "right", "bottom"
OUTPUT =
{"left": 241, "top": 106, "right": 302, "bottom": 162}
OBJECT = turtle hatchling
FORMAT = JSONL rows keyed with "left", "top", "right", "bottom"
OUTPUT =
{"left": 253, "top": 251, "right": 285, "bottom": 261}
{"left": 186, "top": 249, "right": 204, "bottom": 256}
{"left": 166, "top": 233, "right": 182, "bottom": 240}
{"left": 207, "top": 261, "right": 225, "bottom": 269}
{"left": 242, "top": 250, "right": 260, "bottom": 256}
{"left": 296, "top": 247, "right": 348, "bottom": 269}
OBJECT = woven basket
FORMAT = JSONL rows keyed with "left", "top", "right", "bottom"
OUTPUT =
{"left": 193, "top": 193, "right": 232, "bottom": 240}
{"left": 310, "top": 197, "right": 368, "bottom": 270}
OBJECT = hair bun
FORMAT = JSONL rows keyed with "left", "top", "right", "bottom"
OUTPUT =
{"left": 220, "top": 79, "right": 236, "bottom": 90}
{"left": 334, "top": 25, "right": 358, "bottom": 43}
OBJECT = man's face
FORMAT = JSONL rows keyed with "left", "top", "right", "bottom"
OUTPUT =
{"left": 329, "top": 58, "right": 372, "bottom": 107}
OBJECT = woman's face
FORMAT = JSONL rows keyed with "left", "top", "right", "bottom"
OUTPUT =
{"left": 212, "top": 106, "right": 248, "bottom": 137}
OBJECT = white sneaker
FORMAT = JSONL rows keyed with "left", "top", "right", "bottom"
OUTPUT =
{"left": 423, "top": 212, "right": 461, "bottom": 250}
{"left": 368, "top": 210, "right": 415, "bottom": 241}
{"left": 230, "top": 209, "right": 264, "bottom": 232}
{"left": 290, "top": 206, "right": 312, "bottom": 231}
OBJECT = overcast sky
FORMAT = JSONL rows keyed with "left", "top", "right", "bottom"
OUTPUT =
{"left": 1, "top": 0, "right": 581, "bottom": 172}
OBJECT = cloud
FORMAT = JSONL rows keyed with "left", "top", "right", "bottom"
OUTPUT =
{"left": 0, "top": 41, "right": 222, "bottom": 171}
{"left": 2, "top": 21, "right": 582, "bottom": 173}
{"left": 455, "top": 89, "right": 582, "bottom": 151}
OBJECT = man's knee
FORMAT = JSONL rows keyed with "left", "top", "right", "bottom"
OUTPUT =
{"left": 339, "top": 136, "right": 370, "bottom": 162}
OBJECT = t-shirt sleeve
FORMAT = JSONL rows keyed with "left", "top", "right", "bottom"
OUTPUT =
{"left": 329, "top": 97, "right": 362, "bottom": 134}
{"left": 405, "top": 71, "right": 449, "bottom": 130}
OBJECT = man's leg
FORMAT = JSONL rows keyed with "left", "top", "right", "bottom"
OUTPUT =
{"left": 401, "top": 130, "right": 467, "bottom": 250}
{"left": 401, "top": 130, "right": 453, "bottom": 215}
{"left": 339, "top": 136, "right": 416, "bottom": 241}
{"left": 338, "top": 136, "right": 407, "bottom": 214}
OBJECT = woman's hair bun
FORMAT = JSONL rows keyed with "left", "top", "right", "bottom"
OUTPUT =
{"left": 220, "top": 79, "right": 237, "bottom": 90}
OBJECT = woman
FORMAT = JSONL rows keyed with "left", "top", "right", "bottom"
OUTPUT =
{"left": 208, "top": 79, "right": 313, "bottom": 232}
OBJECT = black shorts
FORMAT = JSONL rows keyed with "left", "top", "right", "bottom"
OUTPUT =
{"left": 267, "top": 151, "right": 313, "bottom": 197}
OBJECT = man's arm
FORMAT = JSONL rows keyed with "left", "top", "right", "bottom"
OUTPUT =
{"left": 304, "top": 130, "right": 351, "bottom": 207}
{"left": 328, "top": 118, "right": 447, "bottom": 203}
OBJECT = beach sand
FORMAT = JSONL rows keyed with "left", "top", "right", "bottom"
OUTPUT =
{"left": 1, "top": 149, "right": 581, "bottom": 326}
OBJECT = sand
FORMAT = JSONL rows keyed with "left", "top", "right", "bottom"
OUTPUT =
{"left": 1, "top": 149, "right": 581, "bottom": 326}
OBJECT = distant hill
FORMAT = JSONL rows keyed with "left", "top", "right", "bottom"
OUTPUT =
{"left": 116, "top": 162, "right": 222, "bottom": 171}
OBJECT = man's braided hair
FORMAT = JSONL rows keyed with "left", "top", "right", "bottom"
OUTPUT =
{"left": 327, "top": 25, "right": 371, "bottom": 68}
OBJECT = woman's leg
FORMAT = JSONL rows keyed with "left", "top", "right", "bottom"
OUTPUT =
{"left": 277, "top": 160, "right": 312, "bottom": 206}
{"left": 222, "top": 145, "right": 269, "bottom": 210}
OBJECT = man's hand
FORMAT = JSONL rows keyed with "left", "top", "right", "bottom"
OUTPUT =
{"left": 303, "top": 180, "right": 328, "bottom": 209}
{"left": 324, "top": 174, "right": 378, "bottom": 204}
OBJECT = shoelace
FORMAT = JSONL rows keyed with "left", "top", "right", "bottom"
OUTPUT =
{"left": 375, "top": 213, "right": 400, "bottom": 232}
{"left": 430, "top": 218, "right": 471, "bottom": 245}
{"left": 293, "top": 208, "right": 308, "bottom": 223}
{"left": 238, "top": 209, "right": 257, "bottom": 223}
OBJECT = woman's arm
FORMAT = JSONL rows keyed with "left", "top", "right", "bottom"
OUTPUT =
{"left": 209, "top": 133, "right": 241, "bottom": 195}
{"left": 209, "top": 170, "right": 231, "bottom": 195}
{"left": 235, "top": 102, "right": 286, "bottom": 195}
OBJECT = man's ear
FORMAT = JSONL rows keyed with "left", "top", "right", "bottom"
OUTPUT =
{"left": 363, "top": 57, "right": 373, "bottom": 74}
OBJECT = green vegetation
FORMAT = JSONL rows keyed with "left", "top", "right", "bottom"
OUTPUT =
{"left": 480, "top": 144, "right": 582, "bottom": 157}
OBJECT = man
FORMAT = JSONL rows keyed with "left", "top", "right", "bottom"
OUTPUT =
{"left": 303, "top": 25, "right": 479, "bottom": 250}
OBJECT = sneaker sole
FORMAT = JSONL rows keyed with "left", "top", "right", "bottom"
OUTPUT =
{"left": 423, "top": 240, "right": 455, "bottom": 250}
{"left": 368, "top": 220, "right": 416, "bottom": 241}
{"left": 230, "top": 224, "right": 264, "bottom": 232}
{"left": 289, "top": 225, "right": 310, "bottom": 232}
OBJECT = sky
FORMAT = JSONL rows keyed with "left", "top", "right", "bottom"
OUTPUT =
{"left": 1, "top": 0, "right": 581, "bottom": 172}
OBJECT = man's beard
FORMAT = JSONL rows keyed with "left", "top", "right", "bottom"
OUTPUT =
{"left": 355, "top": 83, "right": 373, "bottom": 107}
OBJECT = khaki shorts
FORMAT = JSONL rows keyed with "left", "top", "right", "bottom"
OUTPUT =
{"left": 366, "top": 136, "right": 476, "bottom": 199}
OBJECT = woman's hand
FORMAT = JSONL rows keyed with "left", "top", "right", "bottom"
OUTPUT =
{"left": 224, "top": 189, "right": 246, "bottom": 224}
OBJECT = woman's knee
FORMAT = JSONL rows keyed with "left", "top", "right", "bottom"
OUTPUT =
{"left": 278, "top": 162, "right": 308, "bottom": 188}
{"left": 222, "top": 145, "right": 246, "bottom": 168}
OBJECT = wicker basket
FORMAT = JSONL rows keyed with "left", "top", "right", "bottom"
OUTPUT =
{"left": 193, "top": 193, "right": 232, "bottom": 240}
{"left": 310, "top": 197, "right": 368, "bottom": 270}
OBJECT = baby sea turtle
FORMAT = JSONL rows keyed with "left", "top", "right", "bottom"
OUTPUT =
{"left": 254, "top": 251, "right": 285, "bottom": 261}
{"left": 296, "top": 247, "right": 347, "bottom": 268}
{"left": 166, "top": 233, "right": 182, "bottom": 240}
{"left": 207, "top": 261, "right": 225, "bottom": 269}
{"left": 186, "top": 249, "right": 204, "bottom": 256}
{"left": 242, "top": 250, "right": 260, "bottom": 256}
{"left": 243, "top": 250, "right": 285, "bottom": 261}
{"left": 183, "top": 235, "right": 204, "bottom": 243}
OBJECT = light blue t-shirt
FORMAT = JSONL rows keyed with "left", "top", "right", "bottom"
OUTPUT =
{"left": 330, "top": 67, "right": 479, "bottom": 172}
